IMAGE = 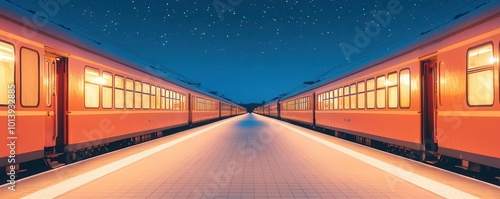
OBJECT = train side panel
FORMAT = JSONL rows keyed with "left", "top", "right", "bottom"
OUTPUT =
{"left": 435, "top": 18, "right": 500, "bottom": 168}
{"left": 315, "top": 55, "right": 423, "bottom": 149}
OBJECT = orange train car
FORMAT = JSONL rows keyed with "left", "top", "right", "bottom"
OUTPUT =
{"left": 0, "top": 2, "right": 245, "bottom": 172}
{"left": 257, "top": 2, "right": 500, "bottom": 172}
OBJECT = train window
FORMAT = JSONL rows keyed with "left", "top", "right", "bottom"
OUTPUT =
{"left": 181, "top": 95, "right": 185, "bottom": 110}
{"left": 318, "top": 94, "right": 322, "bottom": 110}
{"left": 84, "top": 67, "right": 100, "bottom": 108}
{"left": 344, "top": 86, "right": 350, "bottom": 110}
{"left": 102, "top": 71, "right": 113, "bottom": 109}
{"left": 150, "top": 85, "right": 156, "bottom": 110}
{"left": 467, "top": 44, "right": 494, "bottom": 106}
{"left": 172, "top": 92, "right": 177, "bottom": 110}
{"left": 376, "top": 76, "right": 386, "bottom": 108}
{"left": 357, "top": 81, "right": 365, "bottom": 109}
{"left": 134, "top": 80, "right": 142, "bottom": 109}
{"left": 0, "top": 41, "right": 14, "bottom": 105}
{"left": 366, "top": 78, "right": 375, "bottom": 109}
{"left": 161, "top": 88, "right": 165, "bottom": 110}
{"left": 329, "top": 91, "right": 334, "bottom": 110}
{"left": 21, "top": 48, "right": 40, "bottom": 107}
{"left": 350, "top": 84, "right": 357, "bottom": 110}
{"left": 197, "top": 97, "right": 201, "bottom": 110}
{"left": 333, "top": 89, "right": 338, "bottom": 110}
{"left": 338, "top": 88, "right": 344, "bottom": 110}
{"left": 45, "top": 60, "right": 54, "bottom": 107}
{"left": 324, "top": 92, "right": 329, "bottom": 110}
{"left": 387, "top": 72, "right": 398, "bottom": 109}
{"left": 155, "top": 86, "right": 161, "bottom": 110}
{"left": 317, "top": 94, "right": 322, "bottom": 110}
{"left": 142, "top": 83, "right": 150, "bottom": 109}
{"left": 400, "top": 69, "right": 411, "bottom": 108}
{"left": 177, "top": 93, "right": 181, "bottom": 110}
{"left": 171, "top": 91, "right": 175, "bottom": 110}
{"left": 114, "top": 75, "right": 125, "bottom": 109}
{"left": 323, "top": 93, "right": 327, "bottom": 110}
{"left": 125, "top": 78, "right": 134, "bottom": 109}
{"left": 165, "top": 89, "right": 171, "bottom": 110}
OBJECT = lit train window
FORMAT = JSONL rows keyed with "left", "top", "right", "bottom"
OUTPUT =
{"left": 366, "top": 78, "right": 375, "bottom": 109}
{"left": 181, "top": 95, "right": 185, "bottom": 110}
{"left": 338, "top": 88, "right": 344, "bottom": 110}
{"left": 350, "top": 84, "right": 357, "bottom": 110}
{"left": 155, "top": 86, "right": 161, "bottom": 110}
{"left": 125, "top": 78, "right": 134, "bottom": 109}
{"left": 175, "top": 92, "right": 180, "bottom": 110}
{"left": 142, "top": 83, "right": 150, "bottom": 109}
{"left": 324, "top": 92, "right": 329, "bottom": 110}
{"left": 0, "top": 41, "right": 14, "bottom": 105}
{"left": 317, "top": 94, "right": 322, "bottom": 110}
{"left": 329, "top": 91, "right": 333, "bottom": 110}
{"left": 165, "top": 90, "right": 171, "bottom": 110}
{"left": 197, "top": 97, "right": 202, "bottom": 110}
{"left": 84, "top": 67, "right": 100, "bottom": 108}
{"left": 172, "top": 91, "right": 177, "bottom": 110}
{"left": 387, "top": 72, "right": 398, "bottom": 109}
{"left": 344, "top": 86, "right": 350, "bottom": 109}
{"left": 21, "top": 48, "right": 40, "bottom": 107}
{"left": 333, "top": 89, "right": 338, "bottom": 110}
{"left": 357, "top": 81, "right": 365, "bottom": 109}
{"left": 376, "top": 76, "right": 386, "bottom": 109}
{"left": 134, "top": 80, "right": 142, "bottom": 109}
{"left": 45, "top": 60, "right": 54, "bottom": 107}
{"left": 114, "top": 75, "right": 125, "bottom": 109}
{"left": 161, "top": 88, "right": 165, "bottom": 110}
{"left": 306, "top": 97, "right": 310, "bottom": 110}
{"left": 150, "top": 85, "right": 156, "bottom": 110}
{"left": 467, "top": 44, "right": 494, "bottom": 106}
{"left": 102, "top": 71, "right": 113, "bottom": 109}
{"left": 400, "top": 69, "right": 411, "bottom": 108}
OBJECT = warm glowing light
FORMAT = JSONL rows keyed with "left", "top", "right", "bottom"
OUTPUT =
{"left": 400, "top": 73, "right": 410, "bottom": 85}
{"left": 91, "top": 77, "right": 106, "bottom": 85}
{"left": 469, "top": 46, "right": 492, "bottom": 57}
{"left": 0, "top": 54, "right": 14, "bottom": 61}
{"left": 385, "top": 79, "right": 397, "bottom": 86}
{"left": 490, "top": 57, "right": 498, "bottom": 64}
{"left": 0, "top": 46, "right": 13, "bottom": 53}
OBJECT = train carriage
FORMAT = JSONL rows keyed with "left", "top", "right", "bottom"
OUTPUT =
{"left": 280, "top": 91, "right": 315, "bottom": 125}
{"left": 0, "top": 1, "right": 245, "bottom": 172}
{"left": 258, "top": 1, "right": 500, "bottom": 171}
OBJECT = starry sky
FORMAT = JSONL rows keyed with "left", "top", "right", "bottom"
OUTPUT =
{"left": 12, "top": 0, "right": 483, "bottom": 103}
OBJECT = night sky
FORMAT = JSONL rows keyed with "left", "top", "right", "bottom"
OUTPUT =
{"left": 13, "top": 0, "right": 483, "bottom": 103}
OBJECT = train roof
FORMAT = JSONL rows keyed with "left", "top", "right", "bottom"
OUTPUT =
{"left": 275, "top": 0, "right": 500, "bottom": 103}
{"left": 0, "top": 1, "right": 242, "bottom": 107}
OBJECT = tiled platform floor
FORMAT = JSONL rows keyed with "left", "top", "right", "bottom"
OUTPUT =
{"left": 1, "top": 114, "right": 499, "bottom": 198}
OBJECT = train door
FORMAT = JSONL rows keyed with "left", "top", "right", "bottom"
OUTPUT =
{"left": 421, "top": 58, "right": 438, "bottom": 152}
{"left": 44, "top": 53, "right": 67, "bottom": 153}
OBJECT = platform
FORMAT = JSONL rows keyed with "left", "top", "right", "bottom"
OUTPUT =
{"left": 1, "top": 114, "right": 499, "bottom": 198}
